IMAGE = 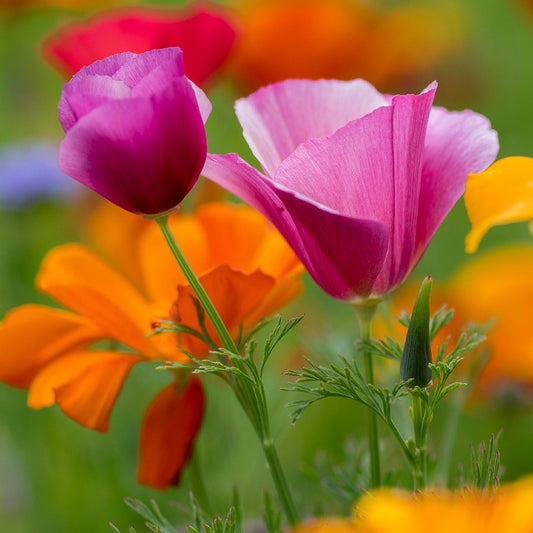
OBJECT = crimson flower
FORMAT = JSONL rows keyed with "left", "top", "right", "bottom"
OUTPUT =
{"left": 43, "top": 6, "right": 236, "bottom": 87}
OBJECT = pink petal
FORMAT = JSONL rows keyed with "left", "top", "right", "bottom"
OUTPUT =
{"left": 274, "top": 84, "right": 437, "bottom": 294}
{"left": 59, "top": 76, "right": 130, "bottom": 131}
{"left": 203, "top": 154, "right": 388, "bottom": 300}
{"left": 235, "top": 78, "right": 387, "bottom": 177}
{"left": 59, "top": 77, "right": 206, "bottom": 214}
{"left": 414, "top": 107, "right": 499, "bottom": 262}
{"left": 112, "top": 47, "right": 184, "bottom": 88}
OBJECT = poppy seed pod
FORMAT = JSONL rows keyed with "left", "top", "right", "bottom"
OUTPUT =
{"left": 400, "top": 276, "right": 433, "bottom": 387}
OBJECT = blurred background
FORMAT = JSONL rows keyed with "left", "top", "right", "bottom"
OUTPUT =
{"left": 1, "top": 0, "right": 533, "bottom": 531}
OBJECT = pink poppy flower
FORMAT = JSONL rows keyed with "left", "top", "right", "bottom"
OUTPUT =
{"left": 58, "top": 47, "right": 210, "bottom": 215}
{"left": 203, "top": 80, "right": 499, "bottom": 301}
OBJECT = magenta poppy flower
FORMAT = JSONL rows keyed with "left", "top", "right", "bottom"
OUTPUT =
{"left": 202, "top": 80, "right": 499, "bottom": 301}
{"left": 58, "top": 47, "right": 210, "bottom": 215}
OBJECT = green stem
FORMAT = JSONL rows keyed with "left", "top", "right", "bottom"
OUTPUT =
{"left": 155, "top": 215, "right": 238, "bottom": 354}
{"left": 154, "top": 214, "right": 298, "bottom": 525}
{"left": 354, "top": 304, "right": 380, "bottom": 489}
{"left": 411, "top": 394, "right": 428, "bottom": 489}
{"left": 189, "top": 450, "right": 212, "bottom": 515}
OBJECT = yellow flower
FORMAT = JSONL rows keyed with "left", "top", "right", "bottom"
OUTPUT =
{"left": 465, "top": 156, "right": 533, "bottom": 253}
{"left": 0, "top": 202, "right": 303, "bottom": 488}
{"left": 292, "top": 477, "right": 533, "bottom": 532}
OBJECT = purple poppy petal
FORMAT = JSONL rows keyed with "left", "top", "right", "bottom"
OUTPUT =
{"left": 203, "top": 154, "right": 388, "bottom": 300}
{"left": 112, "top": 47, "right": 184, "bottom": 88}
{"left": 274, "top": 188, "right": 389, "bottom": 300}
{"left": 75, "top": 51, "right": 136, "bottom": 79}
{"left": 414, "top": 107, "right": 499, "bottom": 262}
{"left": 59, "top": 76, "right": 131, "bottom": 131}
{"left": 59, "top": 77, "right": 206, "bottom": 214}
{"left": 235, "top": 78, "right": 387, "bottom": 176}
{"left": 274, "top": 84, "right": 436, "bottom": 295}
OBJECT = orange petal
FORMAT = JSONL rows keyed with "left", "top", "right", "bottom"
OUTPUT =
{"left": 36, "top": 243, "right": 158, "bottom": 357}
{"left": 171, "top": 265, "right": 275, "bottom": 356}
{"left": 138, "top": 214, "right": 210, "bottom": 309}
{"left": 84, "top": 200, "right": 152, "bottom": 290}
{"left": 464, "top": 157, "right": 533, "bottom": 253}
{"left": 0, "top": 304, "right": 104, "bottom": 387}
{"left": 137, "top": 376, "right": 205, "bottom": 489}
{"left": 28, "top": 350, "right": 141, "bottom": 432}
{"left": 196, "top": 202, "right": 272, "bottom": 270}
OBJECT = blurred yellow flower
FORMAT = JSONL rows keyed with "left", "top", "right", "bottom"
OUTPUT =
{"left": 292, "top": 477, "right": 533, "bottom": 532}
{"left": 465, "top": 156, "right": 533, "bottom": 253}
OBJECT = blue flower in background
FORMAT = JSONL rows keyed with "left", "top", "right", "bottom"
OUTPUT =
{"left": 0, "top": 142, "right": 79, "bottom": 209}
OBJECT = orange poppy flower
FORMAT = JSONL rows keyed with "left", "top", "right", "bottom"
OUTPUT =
{"left": 0, "top": 202, "right": 303, "bottom": 489}
{"left": 291, "top": 477, "right": 533, "bottom": 533}
{"left": 228, "top": 0, "right": 464, "bottom": 93}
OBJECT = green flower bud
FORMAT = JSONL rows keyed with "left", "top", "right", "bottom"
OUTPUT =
{"left": 400, "top": 276, "right": 433, "bottom": 388}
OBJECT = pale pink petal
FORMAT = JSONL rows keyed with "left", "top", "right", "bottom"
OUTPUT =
{"left": 414, "top": 107, "right": 499, "bottom": 262}
{"left": 59, "top": 76, "right": 131, "bottom": 131}
{"left": 274, "top": 85, "right": 436, "bottom": 294}
{"left": 236, "top": 78, "right": 387, "bottom": 176}
{"left": 112, "top": 47, "right": 184, "bottom": 88}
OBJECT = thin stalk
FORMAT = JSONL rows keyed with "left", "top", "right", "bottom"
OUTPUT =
{"left": 155, "top": 215, "right": 238, "bottom": 354}
{"left": 354, "top": 303, "right": 380, "bottom": 488}
{"left": 189, "top": 450, "right": 212, "bottom": 515}
{"left": 154, "top": 214, "right": 298, "bottom": 525}
{"left": 411, "top": 394, "right": 428, "bottom": 489}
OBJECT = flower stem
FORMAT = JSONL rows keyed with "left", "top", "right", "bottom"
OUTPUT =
{"left": 411, "top": 393, "right": 428, "bottom": 489}
{"left": 190, "top": 450, "right": 212, "bottom": 515}
{"left": 154, "top": 214, "right": 298, "bottom": 525}
{"left": 354, "top": 303, "right": 380, "bottom": 489}
{"left": 155, "top": 215, "right": 238, "bottom": 354}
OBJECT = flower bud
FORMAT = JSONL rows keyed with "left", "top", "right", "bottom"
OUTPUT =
{"left": 400, "top": 276, "right": 433, "bottom": 387}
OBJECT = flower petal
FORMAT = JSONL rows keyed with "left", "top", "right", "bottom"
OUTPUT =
{"left": 36, "top": 244, "right": 158, "bottom": 357}
{"left": 137, "top": 377, "right": 205, "bottom": 489}
{"left": 416, "top": 107, "right": 499, "bottom": 257}
{"left": 59, "top": 76, "right": 206, "bottom": 214}
{"left": 0, "top": 304, "right": 104, "bottom": 387}
{"left": 171, "top": 264, "right": 275, "bottom": 356}
{"left": 202, "top": 153, "right": 389, "bottom": 300}
{"left": 235, "top": 78, "right": 387, "bottom": 176}
{"left": 28, "top": 351, "right": 141, "bottom": 432}
{"left": 464, "top": 157, "right": 533, "bottom": 253}
{"left": 274, "top": 85, "right": 436, "bottom": 294}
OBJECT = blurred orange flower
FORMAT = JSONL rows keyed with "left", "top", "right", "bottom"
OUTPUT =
{"left": 292, "top": 477, "right": 533, "bottom": 532}
{"left": 0, "top": 202, "right": 303, "bottom": 489}
{"left": 382, "top": 244, "right": 533, "bottom": 397}
{"left": 228, "top": 0, "right": 464, "bottom": 92}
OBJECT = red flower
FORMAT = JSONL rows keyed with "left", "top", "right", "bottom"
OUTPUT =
{"left": 43, "top": 6, "right": 237, "bottom": 86}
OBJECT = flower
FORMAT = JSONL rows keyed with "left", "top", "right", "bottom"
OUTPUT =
{"left": 0, "top": 141, "right": 79, "bottom": 209}
{"left": 0, "top": 202, "right": 303, "bottom": 488}
{"left": 43, "top": 7, "right": 237, "bottom": 86}
{"left": 292, "top": 477, "right": 533, "bottom": 532}
{"left": 58, "top": 47, "right": 210, "bottom": 215}
{"left": 464, "top": 156, "right": 533, "bottom": 253}
{"left": 228, "top": 0, "right": 464, "bottom": 93}
{"left": 203, "top": 79, "right": 498, "bottom": 301}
